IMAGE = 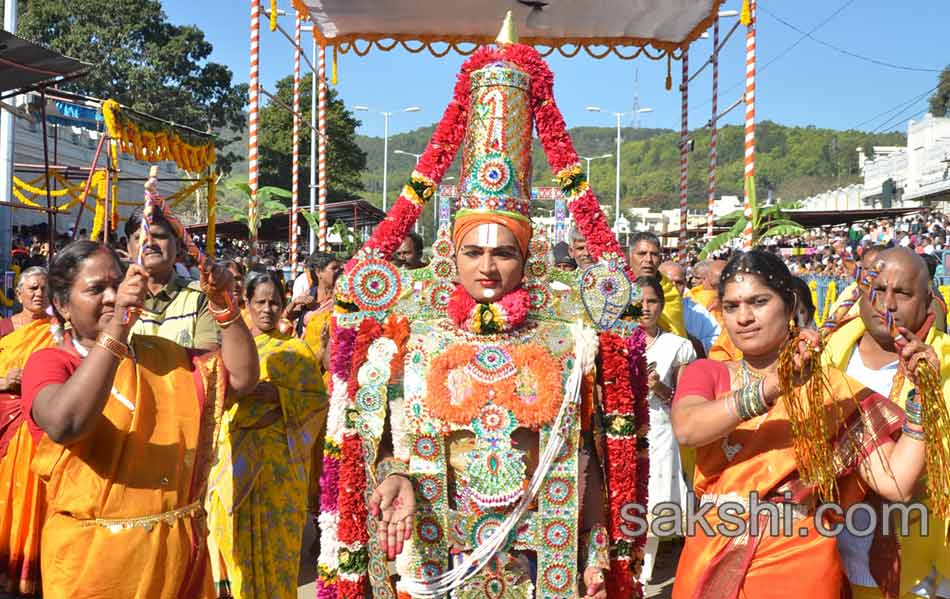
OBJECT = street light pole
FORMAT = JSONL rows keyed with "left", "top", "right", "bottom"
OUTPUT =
{"left": 614, "top": 112, "right": 622, "bottom": 229}
{"left": 580, "top": 153, "right": 613, "bottom": 181}
{"left": 355, "top": 105, "right": 422, "bottom": 212}
{"left": 382, "top": 111, "right": 390, "bottom": 211}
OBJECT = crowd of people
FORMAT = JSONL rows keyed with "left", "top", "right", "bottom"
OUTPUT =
{"left": 0, "top": 34, "right": 948, "bottom": 599}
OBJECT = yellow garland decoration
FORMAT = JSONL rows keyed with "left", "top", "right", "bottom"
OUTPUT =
{"left": 11, "top": 172, "right": 107, "bottom": 212}
{"left": 102, "top": 99, "right": 215, "bottom": 173}
{"left": 90, "top": 193, "right": 106, "bottom": 241}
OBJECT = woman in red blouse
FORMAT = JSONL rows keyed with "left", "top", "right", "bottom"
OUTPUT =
{"left": 669, "top": 250, "right": 934, "bottom": 599}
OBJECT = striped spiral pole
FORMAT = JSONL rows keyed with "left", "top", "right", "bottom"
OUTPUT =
{"left": 290, "top": 16, "right": 301, "bottom": 277}
{"left": 248, "top": 0, "right": 260, "bottom": 256}
{"left": 679, "top": 49, "right": 689, "bottom": 249}
{"left": 707, "top": 17, "right": 719, "bottom": 239}
{"left": 742, "top": 0, "right": 757, "bottom": 249}
{"left": 317, "top": 44, "right": 328, "bottom": 251}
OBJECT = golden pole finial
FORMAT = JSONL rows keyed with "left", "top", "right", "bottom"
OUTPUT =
{"left": 495, "top": 10, "right": 518, "bottom": 46}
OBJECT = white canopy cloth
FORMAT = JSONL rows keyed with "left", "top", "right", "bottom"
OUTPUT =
{"left": 297, "top": 0, "right": 724, "bottom": 57}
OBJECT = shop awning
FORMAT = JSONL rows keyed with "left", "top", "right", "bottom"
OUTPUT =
{"left": 0, "top": 31, "right": 89, "bottom": 97}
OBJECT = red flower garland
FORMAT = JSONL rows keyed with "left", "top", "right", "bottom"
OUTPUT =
{"left": 346, "top": 318, "right": 384, "bottom": 403}
{"left": 338, "top": 433, "right": 369, "bottom": 545}
{"left": 445, "top": 284, "right": 529, "bottom": 333}
{"left": 627, "top": 327, "right": 650, "bottom": 562}
{"left": 599, "top": 331, "right": 644, "bottom": 598}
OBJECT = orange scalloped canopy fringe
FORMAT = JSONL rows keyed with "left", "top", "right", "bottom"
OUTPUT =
{"left": 303, "top": 0, "right": 724, "bottom": 62}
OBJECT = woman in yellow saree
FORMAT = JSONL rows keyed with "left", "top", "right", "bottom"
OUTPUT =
{"left": 670, "top": 250, "right": 934, "bottom": 599}
{"left": 20, "top": 241, "right": 259, "bottom": 599}
{"left": 0, "top": 292, "right": 53, "bottom": 596}
{"left": 208, "top": 271, "right": 327, "bottom": 599}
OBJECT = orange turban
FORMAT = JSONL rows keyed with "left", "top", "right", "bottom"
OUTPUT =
{"left": 452, "top": 212, "right": 532, "bottom": 258}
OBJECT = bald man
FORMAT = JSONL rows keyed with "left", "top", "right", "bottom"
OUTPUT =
{"left": 688, "top": 259, "right": 725, "bottom": 314}
{"left": 826, "top": 245, "right": 888, "bottom": 323}
{"left": 687, "top": 260, "right": 709, "bottom": 295}
{"left": 659, "top": 261, "right": 719, "bottom": 354}
{"left": 822, "top": 247, "right": 950, "bottom": 599}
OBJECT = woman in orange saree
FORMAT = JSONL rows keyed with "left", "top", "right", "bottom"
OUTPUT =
{"left": 670, "top": 250, "right": 935, "bottom": 599}
{"left": 0, "top": 313, "right": 53, "bottom": 596}
{"left": 20, "top": 241, "right": 260, "bottom": 599}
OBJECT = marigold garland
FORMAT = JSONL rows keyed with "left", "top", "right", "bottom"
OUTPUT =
{"left": 424, "top": 343, "right": 564, "bottom": 428}
{"left": 102, "top": 99, "right": 216, "bottom": 173}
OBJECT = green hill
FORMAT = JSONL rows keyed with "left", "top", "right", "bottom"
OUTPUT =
{"left": 355, "top": 122, "right": 905, "bottom": 212}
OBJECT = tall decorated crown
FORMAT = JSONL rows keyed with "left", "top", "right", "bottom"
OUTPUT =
{"left": 457, "top": 59, "right": 533, "bottom": 223}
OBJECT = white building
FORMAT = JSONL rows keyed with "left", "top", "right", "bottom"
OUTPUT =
{"left": 801, "top": 113, "right": 950, "bottom": 211}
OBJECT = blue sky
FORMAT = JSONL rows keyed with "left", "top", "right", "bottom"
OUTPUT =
{"left": 163, "top": 1, "right": 948, "bottom": 139}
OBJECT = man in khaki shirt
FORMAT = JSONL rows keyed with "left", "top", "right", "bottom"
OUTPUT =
{"left": 125, "top": 208, "right": 220, "bottom": 350}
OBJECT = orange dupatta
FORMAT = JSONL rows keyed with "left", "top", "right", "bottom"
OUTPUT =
{"left": 30, "top": 335, "right": 225, "bottom": 599}
{"left": 672, "top": 366, "right": 903, "bottom": 599}
{"left": 0, "top": 318, "right": 53, "bottom": 595}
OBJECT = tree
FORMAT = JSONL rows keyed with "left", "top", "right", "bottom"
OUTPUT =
{"left": 258, "top": 73, "right": 366, "bottom": 202}
{"left": 929, "top": 66, "right": 950, "bottom": 117}
{"left": 699, "top": 200, "right": 806, "bottom": 259}
{"left": 17, "top": 0, "right": 248, "bottom": 173}
{"left": 217, "top": 176, "right": 291, "bottom": 240}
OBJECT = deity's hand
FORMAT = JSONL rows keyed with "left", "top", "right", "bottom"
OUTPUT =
{"left": 896, "top": 326, "right": 939, "bottom": 388}
{"left": 581, "top": 566, "right": 607, "bottom": 599}
{"left": 369, "top": 474, "right": 415, "bottom": 560}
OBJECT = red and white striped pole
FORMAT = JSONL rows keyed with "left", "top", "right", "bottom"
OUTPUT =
{"left": 707, "top": 17, "right": 719, "bottom": 239}
{"left": 317, "top": 44, "right": 328, "bottom": 252}
{"left": 291, "top": 16, "right": 301, "bottom": 276}
{"left": 742, "top": 0, "right": 756, "bottom": 249}
{"left": 248, "top": 0, "right": 260, "bottom": 256}
{"left": 679, "top": 49, "right": 689, "bottom": 249}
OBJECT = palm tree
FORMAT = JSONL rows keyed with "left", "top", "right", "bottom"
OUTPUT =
{"left": 699, "top": 199, "right": 806, "bottom": 259}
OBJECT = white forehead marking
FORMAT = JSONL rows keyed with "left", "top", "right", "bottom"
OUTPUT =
{"left": 476, "top": 223, "right": 500, "bottom": 248}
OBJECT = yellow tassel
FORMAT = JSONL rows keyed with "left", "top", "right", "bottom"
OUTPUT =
{"left": 332, "top": 45, "right": 338, "bottom": 85}
{"left": 917, "top": 363, "right": 950, "bottom": 518}
{"left": 269, "top": 0, "right": 277, "bottom": 31}
{"left": 665, "top": 55, "right": 672, "bottom": 90}
{"left": 740, "top": 0, "right": 752, "bottom": 26}
{"left": 778, "top": 334, "right": 841, "bottom": 503}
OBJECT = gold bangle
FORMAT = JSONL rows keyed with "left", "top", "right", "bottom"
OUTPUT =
{"left": 96, "top": 332, "right": 130, "bottom": 360}
{"left": 208, "top": 302, "right": 232, "bottom": 316}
